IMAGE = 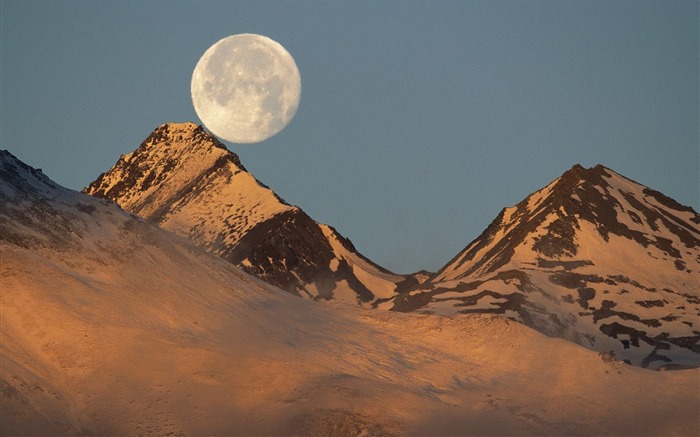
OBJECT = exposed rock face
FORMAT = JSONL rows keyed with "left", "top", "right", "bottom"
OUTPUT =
{"left": 83, "top": 123, "right": 416, "bottom": 304}
{"left": 390, "top": 164, "right": 700, "bottom": 369}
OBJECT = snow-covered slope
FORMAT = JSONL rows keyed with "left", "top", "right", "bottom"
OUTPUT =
{"left": 3, "top": 151, "right": 698, "bottom": 436}
{"left": 391, "top": 164, "right": 700, "bottom": 369}
{"left": 83, "top": 123, "right": 416, "bottom": 305}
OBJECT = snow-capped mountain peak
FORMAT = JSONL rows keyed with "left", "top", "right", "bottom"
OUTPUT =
{"left": 85, "top": 122, "right": 293, "bottom": 253}
{"left": 84, "top": 123, "right": 415, "bottom": 304}
{"left": 392, "top": 164, "right": 699, "bottom": 369}
{"left": 433, "top": 164, "right": 698, "bottom": 282}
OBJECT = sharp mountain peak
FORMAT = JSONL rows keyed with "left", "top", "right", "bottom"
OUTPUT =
{"left": 134, "top": 121, "right": 243, "bottom": 167}
{"left": 393, "top": 161, "right": 699, "bottom": 369}
{"left": 83, "top": 122, "right": 414, "bottom": 305}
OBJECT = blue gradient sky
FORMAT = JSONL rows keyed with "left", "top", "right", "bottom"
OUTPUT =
{"left": 2, "top": 1, "right": 697, "bottom": 273}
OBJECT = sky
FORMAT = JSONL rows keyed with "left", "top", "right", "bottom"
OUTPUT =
{"left": 2, "top": 0, "right": 698, "bottom": 274}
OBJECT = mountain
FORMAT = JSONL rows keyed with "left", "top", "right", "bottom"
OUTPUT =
{"left": 2, "top": 150, "right": 698, "bottom": 436}
{"left": 81, "top": 126, "right": 698, "bottom": 368}
{"left": 83, "top": 122, "right": 419, "bottom": 305}
{"left": 390, "top": 164, "right": 700, "bottom": 369}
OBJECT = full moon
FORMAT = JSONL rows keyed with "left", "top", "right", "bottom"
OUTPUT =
{"left": 191, "top": 34, "right": 301, "bottom": 143}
